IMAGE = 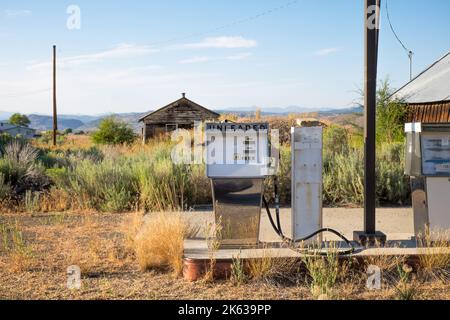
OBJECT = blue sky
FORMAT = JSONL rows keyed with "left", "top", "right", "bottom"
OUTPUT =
{"left": 0, "top": 0, "right": 449, "bottom": 115}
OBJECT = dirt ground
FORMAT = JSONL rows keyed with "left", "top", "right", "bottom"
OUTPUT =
{"left": 0, "top": 210, "right": 448, "bottom": 300}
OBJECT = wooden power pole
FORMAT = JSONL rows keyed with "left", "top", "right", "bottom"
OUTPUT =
{"left": 354, "top": 0, "right": 386, "bottom": 246}
{"left": 52, "top": 45, "right": 58, "bottom": 147}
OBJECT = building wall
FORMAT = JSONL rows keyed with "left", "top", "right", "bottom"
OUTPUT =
{"left": 407, "top": 101, "right": 450, "bottom": 123}
{"left": 3, "top": 127, "right": 36, "bottom": 139}
{"left": 142, "top": 101, "right": 219, "bottom": 140}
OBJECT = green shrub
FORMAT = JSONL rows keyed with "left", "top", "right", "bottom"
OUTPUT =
{"left": 323, "top": 125, "right": 350, "bottom": 155}
{"left": 264, "top": 145, "right": 291, "bottom": 204}
{"left": 131, "top": 145, "right": 193, "bottom": 212}
{"left": 92, "top": 117, "right": 136, "bottom": 145}
{"left": 376, "top": 142, "right": 410, "bottom": 205}
{"left": 0, "top": 133, "right": 14, "bottom": 148}
{"left": 323, "top": 148, "right": 365, "bottom": 206}
{"left": 0, "top": 125, "right": 413, "bottom": 212}
{"left": 322, "top": 141, "right": 410, "bottom": 206}
{"left": 56, "top": 158, "right": 138, "bottom": 212}
{"left": 39, "top": 147, "right": 103, "bottom": 169}
{"left": 0, "top": 141, "right": 49, "bottom": 199}
{"left": 376, "top": 78, "right": 407, "bottom": 143}
{"left": 0, "top": 173, "right": 11, "bottom": 202}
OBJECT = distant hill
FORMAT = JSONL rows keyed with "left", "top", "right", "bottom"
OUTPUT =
{"left": 77, "top": 113, "right": 147, "bottom": 133}
{"left": 58, "top": 114, "right": 102, "bottom": 124}
{"left": 319, "top": 106, "right": 363, "bottom": 116}
{"left": 8, "top": 106, "right": 364, "bottom": 132}
{"left": 215, "top": 106, "right": 363, "bottom": 117}
{"left": 0, "top": 111, "right": 13, "bottom": 120}
{"left": 215, "top": 105, "right": 319, "bottom": 116}
{"left": 28, "top": 114, "right": 84, "bottom": 131}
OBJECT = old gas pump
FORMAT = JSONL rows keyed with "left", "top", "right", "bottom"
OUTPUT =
{"left": 405, "top": 123, "right": 450, "bottom": 240}
{"left": 205, "top": 122, "right": 272, "bottom": 248}
{"left": 291, "top": 126, "right": 323, "bottom": 242}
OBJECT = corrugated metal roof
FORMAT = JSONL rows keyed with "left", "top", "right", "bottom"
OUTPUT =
{"left": 393, "top": 50, "right": 450, "bottom": 103}
{"left": 0, "top": 122, "right": 36, "bottom": 132}
{"left": 0, "top": 122, "right": 18, "bottom": 130}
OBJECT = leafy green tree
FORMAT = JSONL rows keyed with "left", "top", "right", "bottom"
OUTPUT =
{"left": 357, "top": 77, "right": 407, "bottom": 143}
{"left": 376, "top": 77, "right": 407, "bottom": 143}
{"left": 9, "top": 113, "right": 30, "bottom": 127}
{"left": 92, "top": 117, "right": 136, "bottom": 145}
{"left": 64, "top": 128, "right": 73, "bottom": 135}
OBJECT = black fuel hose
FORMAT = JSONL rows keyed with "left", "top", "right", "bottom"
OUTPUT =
{"left": 274, "top": 176, "right": 283, "bottom": 236}
{"left": 262, "top": 196, "right": 355, "bottom": 255}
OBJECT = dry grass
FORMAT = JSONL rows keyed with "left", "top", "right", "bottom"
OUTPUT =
{"left": 230, "top": 253, "right": 246, "bottom": 286}
{"left": 131, "top": 212, "right": 197, "bottom": 276}
{"left": 393, "top": 264, "right": 421, "bottom": 300}
{"left": 32, "top": 134, "right": 93, "bottom": 151}
{"left": 417, "top": 230, "right": 450, "bottom": 281}
{"left": 247, "top": 247, "right": 299, "bottom": 285}
{"left": 203, "top": 218, "right": 223, "bottom": 282}
{"left": 0, "top": 213, "right": 448, "bottom": 300}
{"left": 364, "top": 253, "right": 405, "bottom": 275}
{"left": 303, "top": 249, "right": 341, "bottom": 299}
{"left": 0, "top": 220, "right": 34, "bottom": 273}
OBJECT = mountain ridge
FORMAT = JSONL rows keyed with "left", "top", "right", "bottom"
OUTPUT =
{"left": 0, "top": 106, "right": 363, "bottom": 132}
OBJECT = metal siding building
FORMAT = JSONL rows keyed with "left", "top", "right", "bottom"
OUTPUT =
{"left": 393, "top": 50, "right": 450, "bottom": 123}
{"left": 0, "top": 122, "right": 36, "bottom": 139}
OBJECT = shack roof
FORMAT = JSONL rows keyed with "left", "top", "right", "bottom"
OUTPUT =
{"left": 139, "top": 94, "right": 220, "bottom": 122}
{"left": 392, "top": 50, "right": 450, "bottom": 104}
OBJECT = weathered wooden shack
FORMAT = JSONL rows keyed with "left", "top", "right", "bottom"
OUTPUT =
{"left": 139, "top": 93, "right": 220, "bottom": 141}
{"left": 393, "top": 50, "right": 450, "bottom": 123}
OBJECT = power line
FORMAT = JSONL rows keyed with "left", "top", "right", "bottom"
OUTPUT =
{"left": 0, "top": 1, "right": 299, "bottom": 101}
{"left": 146, "top": 0, "right": 299, "bottom": 48}
{"left": 385, "top": 0, "right": 414, "bottom": 79}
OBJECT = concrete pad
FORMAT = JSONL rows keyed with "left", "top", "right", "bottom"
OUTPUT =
{"left": 184, "top": 238, "right": 449, "bottom": 260}
{"left": 182, "top": 207, "right": 449, "bottom": 281}
{"left": 184, "top": 207, "right": 415, "bottom": 242}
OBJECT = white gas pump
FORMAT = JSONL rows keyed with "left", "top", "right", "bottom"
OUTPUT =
{"left": 405, "top": 123, "right": 450, "bottom": 240}
{"left": 291, "top": 127, "right": 323, "bottom": 243}
{"left": 205, "top": 122, "right": 272, "bottom": 248}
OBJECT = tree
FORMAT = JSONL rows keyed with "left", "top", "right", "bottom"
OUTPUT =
{"left": 9, "top": 113, "right": 30, "bottom": 127}
{"left": 376, "top": 77, "right": 407, "bottom": 143}
{"left": 64, "top": 128, "right": 73, "bottom": 135}
{"left": 92, "top": 117, "right": 136, "bottom": 145}
{"left": 255, "top": 107, "right": 262, "bottom": 120}
{"left": 356, "top": 77, "right": 407, "bottom": 143}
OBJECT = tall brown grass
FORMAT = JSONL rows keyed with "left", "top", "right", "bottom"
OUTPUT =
{"left": 246, "top": 247, "right": 299, "bottom": 285}
{"left": 417, "top": 230, "right": 450, "bottom": 281}
{"left": 131, "top": 212, "right": 197, "bottom": 276}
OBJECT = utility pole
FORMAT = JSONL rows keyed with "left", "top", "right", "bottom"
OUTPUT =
{"left": 354, "top": 0, "right": 386, "bottom": 246}
{"left": 52, "top": 45, "right": 58, "bottom": 147}
{"left": 408, "top": 50, "right": 414, "bottom": 80}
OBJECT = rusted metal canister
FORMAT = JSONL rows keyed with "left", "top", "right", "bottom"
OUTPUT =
{"left": 183, "top": 258, "right": 232, "bottom": 282}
